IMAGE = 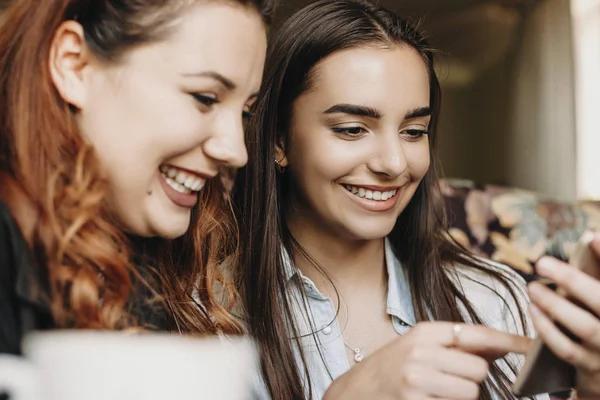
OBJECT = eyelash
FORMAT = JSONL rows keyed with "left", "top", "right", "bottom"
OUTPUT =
{"left": 191, "top": 93, "right": 255, "bottom": 120}
{"left": 243, "top": 107, "right": 255, "bottom": 120}
{"left": 404, "top": 129, "right": 429, "bottom": 139}
{"left": 191, "top": 93, "right": 218, "bottom": 108}
{"left": 331, "top": 126, "right": 429, "bottom": 140}
{"left": 331, "top": 126, "right": 367, "bottom": 138}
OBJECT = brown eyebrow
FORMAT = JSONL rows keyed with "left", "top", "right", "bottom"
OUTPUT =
{"left": 182, "top": 71, "right": 236, "bottom": 91}
{"left": 323, "top": 103, "right": 382, "bottom": 119}
{"left": 323, "top": 104, "right": 432, "bottom": 121}
{"left": 405, "top": 107, "right": 432, "bottom": 119}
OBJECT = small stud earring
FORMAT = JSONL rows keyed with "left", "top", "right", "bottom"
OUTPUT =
{"left": 275, "top": 155, "right": 286, "bottom": 172}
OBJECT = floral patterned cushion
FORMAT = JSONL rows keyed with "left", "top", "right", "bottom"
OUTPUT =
{"left": 441, "top": 179, "right": 600, "bottom": 400}
{"left": 442, "top": 179, "right": 600, "bottom": 280}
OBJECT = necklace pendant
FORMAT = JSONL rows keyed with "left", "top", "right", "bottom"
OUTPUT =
{"left": 353, "top": 348, "right": 364, "bottom": 363}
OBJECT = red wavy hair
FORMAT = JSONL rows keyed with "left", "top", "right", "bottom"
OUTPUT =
{"left": 0, "top": 0, "right": 272, "bottom": 334}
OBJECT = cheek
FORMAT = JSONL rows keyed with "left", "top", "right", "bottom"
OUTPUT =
{"left": 289, "top": 135, "right": 360, "bottom": 187}
{"left": 406, "top": 141, "right": 431, "bottom": 180}
{"left": 82, "top": 72, "right": 204, "bottom": 160}
{"left": 78, "top": 83, "right": 208, "bottom": 225}
{"left": 83, "top": 117, "right": 203, "bottom": 186}
{"left": 82, "top": 92, "right": 204, "bottom": 170}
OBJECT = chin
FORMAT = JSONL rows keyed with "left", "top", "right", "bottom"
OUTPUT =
{"left": 345, "top": 221, "right": 396, "bottom": 241}
{"left": 148, "top": 213, "right": 191, "bottom": 239}
{"left": 155, "top": 227, "right": 189, "bottom": 239}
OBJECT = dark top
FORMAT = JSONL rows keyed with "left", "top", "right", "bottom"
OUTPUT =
{"left": 0, "top": 202, "right": 172, "bottom": 355}
{"left": 0, "top": 202, "right": 53, "bottom": 354}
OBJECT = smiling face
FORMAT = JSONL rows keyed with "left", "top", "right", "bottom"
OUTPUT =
{"left": 54, "top": 2, "right": 267, "bottom": 239}
{"left": 282, "top": 45, "right": 431, "bottom": 241}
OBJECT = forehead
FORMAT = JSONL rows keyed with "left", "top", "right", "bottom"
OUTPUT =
{"left": 308, "top": 45, "right": 430, "bottom": 112}
{"left": 125, "top": 2, "right": 267, "bottom": 91}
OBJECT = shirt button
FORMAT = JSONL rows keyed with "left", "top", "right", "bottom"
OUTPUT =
{"left": 398, "top": 320, "right": 408, "bottom": 327}
{"left": 322, "top": 326, "right": 332, "bottom": 335}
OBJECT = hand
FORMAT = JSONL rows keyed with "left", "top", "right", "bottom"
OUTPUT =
{"left": 528, "top": 236, "right": 600, "bottom": 397}
{"left": 323, "top": 321, "right": 531, "bottom": 400}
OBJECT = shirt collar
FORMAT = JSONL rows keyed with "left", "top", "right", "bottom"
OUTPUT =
{"left": 282, "top": 246, "right": 297, "bottom": 281}
{"left": 282, "top": 238, "right": 416, "bottom": 326}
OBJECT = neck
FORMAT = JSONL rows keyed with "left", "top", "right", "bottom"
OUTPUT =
{"left": 286, "top": 208, "right": 387, "bottom": 294}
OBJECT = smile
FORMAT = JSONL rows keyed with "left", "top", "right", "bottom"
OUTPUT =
{"left": 343, "top": 184, "right": 398, "bottom": 201}
{"left": 159, "top": 165, "right": 206, "bottom": 194}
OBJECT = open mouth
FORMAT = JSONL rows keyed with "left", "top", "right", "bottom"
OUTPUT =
{"left": 342, "top": 184, "right": 398, "bottom": 201}
{"left": 159, "top": 165, "right": 206, "bottom": 195}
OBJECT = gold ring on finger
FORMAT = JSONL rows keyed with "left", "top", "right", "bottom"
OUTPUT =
{"left": 452, "top": 323, "right": 464, "bottom": 347}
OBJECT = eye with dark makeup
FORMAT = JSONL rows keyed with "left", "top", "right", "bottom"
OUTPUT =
{"left": 402, "top": 128, "right": 429, "bottom": 139}
{"left": 332, "top": 126, "right": 429, "bottom": 141}
{"left": 191, "top": 92, "right": 255, "bottom": 121}
{"left": 331, "top": 125, "right": 368, "bottom": 139}
{"left": 190, "top": 93, "right": 218, "bottom": 110}
{"left": 242, "top": 105, "right": 255, "bottom": 120}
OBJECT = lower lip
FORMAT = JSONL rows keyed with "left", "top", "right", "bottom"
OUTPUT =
{"left": 341, "top": 186, "right": 401, "bottom": 212}
{"left": 158, "top": 172, "right": 198, "bottom": 208}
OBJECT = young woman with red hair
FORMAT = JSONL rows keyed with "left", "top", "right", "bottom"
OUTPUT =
{"left": 0, "top": 0, "right": 272, "bottom": 354}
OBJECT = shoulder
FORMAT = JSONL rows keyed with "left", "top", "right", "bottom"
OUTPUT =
{"left": 211, "top": 256, "right": 246, "bottom": 325}
{"left": 0, "top": 201, "right": 26, "bottom": 353}
{"left": 0, "top": 201, "right": 37, "bottom": 282}
{"left": 0, "top": 201, "right": 53, "bottom": 354}
{"left": 449, "top": 258, "right": 531, "bottom": 336}
{"left": 452, "top": 258, "right": 528, "bottom": 298}
{"left": 0, "top": 201, "right": 20, "bottom": 281}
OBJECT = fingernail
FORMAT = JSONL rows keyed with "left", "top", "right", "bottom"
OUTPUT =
{"left": 528, "top": 282, "right": 543, "bottom": 298}
{"left": 536, "top": 257, "right": 556, "bottom": 275}
{"left": 529, "top": 304, "right": 541, "bottom": 316}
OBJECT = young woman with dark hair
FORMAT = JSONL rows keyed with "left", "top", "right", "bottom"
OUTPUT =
{"left": 234, "top": 1, "right": 547, "bottom": 398}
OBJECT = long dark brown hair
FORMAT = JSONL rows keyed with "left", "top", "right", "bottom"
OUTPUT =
{"left": 233, "top": 0, "right": 531, "bottom": 398}
{"left": 0, "top": 0, "right": 273, "bottom": 335}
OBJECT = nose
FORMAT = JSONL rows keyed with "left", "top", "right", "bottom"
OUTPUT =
{"left": 202, "top": 111, "right": 248, "bottom": 169}
{"left": 367, "top": 131, "right": 408, "bottom": 178}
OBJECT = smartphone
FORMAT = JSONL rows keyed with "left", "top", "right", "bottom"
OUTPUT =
{"left": 512, "top": 230, "right": 600, "bottom": 397}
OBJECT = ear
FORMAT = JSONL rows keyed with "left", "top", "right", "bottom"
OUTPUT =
{"left": 274, "top": 143, "right": 288, "bottom": 168}
{"left": 48, "top": 21, "right": 91, "bottom": 110}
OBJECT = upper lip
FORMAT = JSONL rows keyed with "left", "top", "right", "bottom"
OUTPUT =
{"left": 162, "top": 164, "right": 216, "bottom": 181}
{"left": 341, "top": 183, "right": 403, "bottom": 191}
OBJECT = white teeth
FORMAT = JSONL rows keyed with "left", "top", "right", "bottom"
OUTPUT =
{"left": 160, "top": 165, "right": 206, "bottom": 193}
{"left": 343, "top": 185, "right": 397, "bottom": 202}
{"left": 191, "top": 179, "right": 203, "bottom": 191}
{"left": 165, "top": 177, "right": 191, "bottom": 194}
{"left": 176, "top": 172, "right": 187, "bottom": 184}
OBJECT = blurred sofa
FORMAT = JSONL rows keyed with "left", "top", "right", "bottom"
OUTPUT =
{"left": 442, "top": 178, "right": 600, "bottom": 279}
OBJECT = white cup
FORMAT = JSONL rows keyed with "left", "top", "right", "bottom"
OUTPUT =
{"left": 0, "top": 330, "right": 258, "bottom": 400}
